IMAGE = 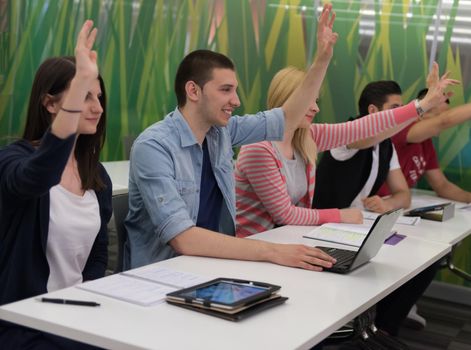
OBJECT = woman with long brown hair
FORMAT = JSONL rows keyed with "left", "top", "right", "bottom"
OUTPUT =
{"left": 0, "top": 20, "right": 111, "bottom": 349}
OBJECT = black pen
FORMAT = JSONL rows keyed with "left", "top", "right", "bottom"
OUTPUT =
{"left": 40, "top": 297, "right": 100, "bottom": 307}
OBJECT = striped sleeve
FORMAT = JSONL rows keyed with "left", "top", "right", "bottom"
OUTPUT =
{"left": 236, "top": 143, "right": 341, "bottom": 227}
{"left": 312, "top": 101, "right": 417, "bottom": 152}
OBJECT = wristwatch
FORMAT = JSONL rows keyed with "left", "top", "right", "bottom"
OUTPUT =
{"left": 414, "top": 99, "right": 425, "bottom": 118}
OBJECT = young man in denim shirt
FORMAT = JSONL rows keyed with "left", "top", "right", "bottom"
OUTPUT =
{"left": 124, "top": 5, "right": 339, "bottom": 271}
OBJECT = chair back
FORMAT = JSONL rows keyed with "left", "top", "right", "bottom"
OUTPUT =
{"left": 112, "top": 193, "right": 129, "bottom": 273}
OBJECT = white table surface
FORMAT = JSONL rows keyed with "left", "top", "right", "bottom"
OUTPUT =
{"left": 102, "top": 160, "right": 129, "bottom": 195}
{"left": 0, "top": 226, "right": 450, "bottom": 350}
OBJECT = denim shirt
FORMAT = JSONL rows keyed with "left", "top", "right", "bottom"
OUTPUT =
{"left": 124, "top": 107, "right": 284, "bottom": 269}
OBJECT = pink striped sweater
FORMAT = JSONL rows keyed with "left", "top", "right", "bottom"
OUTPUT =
{"left": 235, "top": 101, "right": 417, "bottom": 237}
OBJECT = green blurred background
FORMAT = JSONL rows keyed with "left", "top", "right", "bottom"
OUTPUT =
{"left": 0, "top": 0, "right": 470, "bottom": 287}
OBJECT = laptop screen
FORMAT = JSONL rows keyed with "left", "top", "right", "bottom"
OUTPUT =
{"left": 350, "top": 209, "right": 402, "bottom": 270}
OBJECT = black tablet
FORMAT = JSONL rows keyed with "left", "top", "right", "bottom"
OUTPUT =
{"left": 404, "top": 202, "right": 451, "bottom": 216}
{"left": 166, "top": 278, "right": 280, "bottom": 311}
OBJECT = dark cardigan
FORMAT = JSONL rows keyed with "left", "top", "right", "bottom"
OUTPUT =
{"left": 0, "top": 131, "right": 112, "bottom": 306}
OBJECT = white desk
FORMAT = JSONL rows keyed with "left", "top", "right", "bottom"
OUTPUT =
{"left": 0, "top": 226, "right": 450, "bottom": 350}
{"left": 103, "top": 160, "right": 129, "bottom": 195}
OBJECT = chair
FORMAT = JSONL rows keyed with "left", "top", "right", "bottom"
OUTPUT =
{"left": 111, "top": 193, "right": 129, "bottom": 273}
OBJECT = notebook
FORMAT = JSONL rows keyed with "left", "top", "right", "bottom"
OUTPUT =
{"left": 77, "top": 266, "right": 211, "bottom": 306}
{"left": 310, "top": 209, "right": 402, "bottom": 274}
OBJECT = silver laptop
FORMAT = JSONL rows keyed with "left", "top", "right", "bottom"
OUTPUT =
{"left": 316, "top": 209, "right": 402, "bottom": 274}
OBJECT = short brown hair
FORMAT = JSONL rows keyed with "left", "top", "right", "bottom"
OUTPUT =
{"left": 174, "top": 49, "right": 235, "bottom": 107}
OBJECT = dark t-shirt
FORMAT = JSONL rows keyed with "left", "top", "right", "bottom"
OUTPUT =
{"left": 196, "top": 138, "right": 223, "bottom": 231}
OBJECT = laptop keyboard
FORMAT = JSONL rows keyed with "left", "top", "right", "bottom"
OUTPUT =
{"left": 318, "top": 247, "right": 356, "bottom": 267}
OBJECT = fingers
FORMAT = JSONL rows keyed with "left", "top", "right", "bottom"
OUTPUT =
{"left": 299, "top": 261, "right": 323, "bottom": 272}
{"left": 440, "top": 78, "right": 460, "bottom": 87}
{"left": 430, "top": 62, "right": 438, "bottom": 77}
{"left": 319, "top": 3, "right": 332, "bottom": 26}
{"left": 86, "top": 27, "right": 98, "bottom": 49}
{"left": 318, "top": 4, "right": 327, "bottom": 25}
{"left": 440, "top": 71, "right": 450, "bottom": 80}
{"left": 328, "top": 10, "right": 336, "bottom": 28}
{"left": 295, "top": 246, "right": 337, "bottom": 271}
{"left": 77, "top": 20, "right": 93, "bottom": 41}
{"left": 77, "top": 20, "right": 94, "bottom": 47}
{"left": 275, "top": 244, "right": 337, "bottom": 271}
{"left": 331, "top": 32, "right": 339, "bottom": 43}
{"left": 426, "top": 62, "right": 439, "bottom": 88}
{"left": 89, "top": 50, "right": 98, "bottom": 63}
{"left": 304, "top": 248, "right": 336, "bottom": 267}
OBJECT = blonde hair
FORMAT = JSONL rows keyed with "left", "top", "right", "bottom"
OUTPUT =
{"left": 267, "top": 66, "right": 317, "bottom": 165}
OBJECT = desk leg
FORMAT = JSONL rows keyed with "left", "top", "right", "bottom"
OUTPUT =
{"left": 445, "top": 245, "right": 471, "bottom": 282}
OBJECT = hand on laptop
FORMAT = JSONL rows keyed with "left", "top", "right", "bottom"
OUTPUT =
{"left": 340, "top": 208, "right": 363, "bottom": 224}
{"left": 268, "top": 244, "right": 337, "bottom": 271}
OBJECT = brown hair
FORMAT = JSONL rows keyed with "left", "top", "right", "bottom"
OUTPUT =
{"left": 23, "top": 56, "right": 107, "bottom": 191}
{"left": 174, "top": 49, "right": 235, "bottom": 107}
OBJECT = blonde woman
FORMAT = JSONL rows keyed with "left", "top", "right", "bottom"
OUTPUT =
{"left": 235, "top": 66, "right": 453, "bottom": 237}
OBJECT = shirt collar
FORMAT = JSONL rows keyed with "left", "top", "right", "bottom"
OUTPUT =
{"left": 172, "top": 107, "right": 199, "bottom": 148}
{"left": 171, "top": 107, "right": 221, "bottom": 147}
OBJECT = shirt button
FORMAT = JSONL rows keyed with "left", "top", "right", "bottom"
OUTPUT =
{"left": 196, "top": 189, "right": 200, "bottom": 193}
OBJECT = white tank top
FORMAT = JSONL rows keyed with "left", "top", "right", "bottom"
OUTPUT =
{"left": 46, "top": 184, "right": 100, "bottom": 292}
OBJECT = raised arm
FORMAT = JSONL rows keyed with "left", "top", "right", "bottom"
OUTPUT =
{"left": 407, "top": 61, "right": 466, "bottom": 143}
{"left": 281, "top": 4, "right": 337, "bottom": 133}
{"left": 313, "top": 73, "right": 458, "bottom": 153}
{"left": 407, "top": 103, "right": 471, "bottom": 143}
{"left": 313, "top": 103, "right": 417, "bottom": 152}
{"left": 315, "top": 63, "right": 458, "bottom": 151}
{"left": 0, "top": 20, "right": 99, "bottom": 199}
{"left": 51, "top": 20, "right": 99, "bottom": 139}
{"left": 347, "top": 121, "right": 413, "bottom": 150}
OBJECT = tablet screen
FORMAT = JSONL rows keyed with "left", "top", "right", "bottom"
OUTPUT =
{"left": 178, "top": 281, "right": 268, "bottom": 305}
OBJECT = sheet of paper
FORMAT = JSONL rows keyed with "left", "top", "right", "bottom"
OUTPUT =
{"left": 319, "top": 222, "right": 373, "bottom": 234}
{"left": 77, "top": 274, "right": 177, "bottom": 306}
{"left": 122, "top": 266, "right": 210, "bottom": 288}
{"left": 303, "top": 223, "right": 372, "bottom": 247}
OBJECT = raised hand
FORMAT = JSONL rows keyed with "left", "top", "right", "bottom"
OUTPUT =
{"left": 74, "top": 20, "right": 99, "bottom": 83}
{"left": 51, "top": 20, "right": 100, "bottom": 139}
{"left": 420, "top": 65, "right": 459, "bottom": 112}
{"left": 426, "top": 62, "right": 439, "bottom": 89}
{"left": 316, "top": 3, "right": 338, "bottom": 62}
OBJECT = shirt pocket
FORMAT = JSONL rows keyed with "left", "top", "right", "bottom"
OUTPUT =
{"left": 176, "top": 180, "right": 198, "bottom": 210}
